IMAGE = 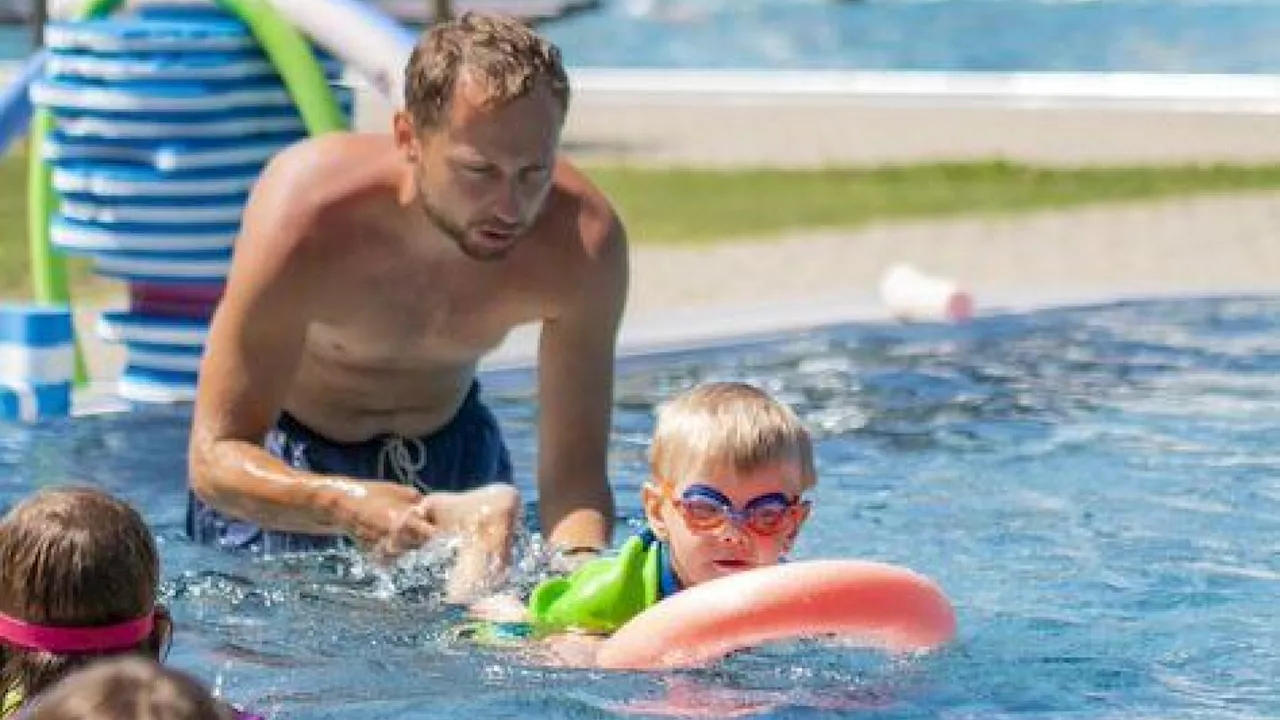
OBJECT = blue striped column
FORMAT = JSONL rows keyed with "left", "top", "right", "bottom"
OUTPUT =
{"left": 31, "top": 2, "right": 350, "bottom": 404}
{"left": 0, "top": 305, "right": 74, "bottom": 421}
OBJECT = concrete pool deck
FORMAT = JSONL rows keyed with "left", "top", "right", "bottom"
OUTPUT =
{"left": 559, "top": 70, "right": 1280, "bottom": 169}
{"left": 73, "top": 186, "right": 1280, "bottom": 399}
{"left": 69, "top": 70, "right": 1280, "bottom": 406}
{"left": 484, "top": 189, "right": 1280, "bottom": 370}
{"left": 486, "top": 71, "right": 1280, "bottom": 366}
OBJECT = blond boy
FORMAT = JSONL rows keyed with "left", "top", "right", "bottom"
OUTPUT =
{"left": 527, "top": 381, "right": 815, "bottom": 635}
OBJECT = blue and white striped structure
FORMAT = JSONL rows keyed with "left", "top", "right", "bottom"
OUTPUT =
{"left": 0, "top": 305, "right": 75, "bottom": 421}
{"left": 97, "top": 313, "right": 210, "bottom": 403}
{"left": 97, "top": 312, "right": 210, "bottom": 347}
{"left": 33, "top": 2, "right": 350, "bottom": 404}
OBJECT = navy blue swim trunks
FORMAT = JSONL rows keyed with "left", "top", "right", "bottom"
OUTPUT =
{"left": 187, "top": 380, "right": 513, "bottom": 554}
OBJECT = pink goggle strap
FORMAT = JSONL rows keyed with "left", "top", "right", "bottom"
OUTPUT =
{"left": 0, "top": 610, "right": 154, "bottom": 653}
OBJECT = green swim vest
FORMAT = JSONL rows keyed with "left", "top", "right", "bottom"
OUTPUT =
{"left": 527, "top": 534, "right": 664, "bottom": 636}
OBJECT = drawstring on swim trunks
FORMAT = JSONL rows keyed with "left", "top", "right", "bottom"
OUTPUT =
{"left": 378, "top": 435, "right": 427, "bottom": 486}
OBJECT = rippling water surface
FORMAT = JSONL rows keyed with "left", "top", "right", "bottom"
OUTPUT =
{"left": 1, "top": 296, "right": 1276, "bottom": 719}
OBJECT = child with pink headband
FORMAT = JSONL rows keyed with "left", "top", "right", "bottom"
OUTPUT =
{"left": 0, "top": 487, "right": 258, "bottom": 720}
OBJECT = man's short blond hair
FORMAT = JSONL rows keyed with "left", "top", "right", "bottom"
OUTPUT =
{"left": 649, "top": 382, "right": 816, "bottom": 492}
{"left": 404, "top": 12, "right": 570, "bottom": 130}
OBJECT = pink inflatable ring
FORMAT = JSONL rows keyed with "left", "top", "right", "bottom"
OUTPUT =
{"left": 595, "top": 560, "right": 957, "bottom": 671}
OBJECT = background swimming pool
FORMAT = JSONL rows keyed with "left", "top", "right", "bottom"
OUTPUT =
{"left": 543, "top": 0, "right": 1280, "bottom": 72}
{"left": 0, "top": 295, "right": 1276, "bottom": 719}
{"left": 4, "top": 0, "right": 1280, "bottom": 72}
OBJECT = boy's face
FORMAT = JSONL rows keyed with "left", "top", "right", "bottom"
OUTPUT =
{"left": 643, "top": 460, "right": 811, "bottom": 588}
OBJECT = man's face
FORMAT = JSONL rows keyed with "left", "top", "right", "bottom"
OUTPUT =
{"left": 396, "top": 76, "right": 563, "bottom": 261}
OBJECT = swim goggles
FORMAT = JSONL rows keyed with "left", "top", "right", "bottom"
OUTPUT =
{"left": 656, "top": 480, "right": 809, "bottom": 536}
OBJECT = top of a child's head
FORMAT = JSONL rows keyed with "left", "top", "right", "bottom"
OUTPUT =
{"left": 649, "top": 382, "right": 816, "bottom": 493}
{"left": 26, "top": 657, "right": 232, "bottom": 720}
{"left": 0, "top": 487, "right": 161, "bottom": 702}
{"left": 0, "top": 487, "right": 158, "bottom": 624}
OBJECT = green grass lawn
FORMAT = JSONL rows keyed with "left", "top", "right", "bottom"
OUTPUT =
{"left": 588, "top": 163, "right": 1280, "bottom": 245}
{"left": 5, "top": 148, "right": 1280, "bottom": 299}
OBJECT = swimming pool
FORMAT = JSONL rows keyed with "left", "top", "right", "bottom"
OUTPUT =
{"left": 545, "top": 0, "right": 1280, "bottom": 73}
{"left": 4, "top": 0, "right": 1280, "bottom": 71}
{"left": 1, "top": 295, "right": 1276, "bottom": 718}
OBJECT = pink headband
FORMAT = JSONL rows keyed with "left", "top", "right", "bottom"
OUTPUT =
{"left": 0, "top": 610, "right": 155, "bottom": 653}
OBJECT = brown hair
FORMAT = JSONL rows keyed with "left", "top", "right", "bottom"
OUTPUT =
{"left": 26, "top": 657, "right": 230, "bottom": 720}
{"left": 0, "top": 487, "right": 163, "bottom": 704}
{"left": 404, "top": 11, "right": 570, "bottom": 130}
{"left": 650, "top": 382, "right": 818, "bottom": 493}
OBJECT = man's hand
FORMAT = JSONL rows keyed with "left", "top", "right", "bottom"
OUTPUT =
{"left": 363, "top": 484, "right": 522, "bottom": 602}
{"left": 331, "top": 480, "right": 437, "bottom": 555}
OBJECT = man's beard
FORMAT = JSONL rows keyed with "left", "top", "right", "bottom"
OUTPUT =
{"left": 418, "top": 193, "right": 516, "bottom": 262}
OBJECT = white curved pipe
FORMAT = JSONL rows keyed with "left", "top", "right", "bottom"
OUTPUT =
{"left": 264, "top": 0, "right": 414, "bottom": 103}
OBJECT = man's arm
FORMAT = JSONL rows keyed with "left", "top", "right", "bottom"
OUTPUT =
{"left": 536, "top": 203, "right": 629, "bottom": 554}
{"left": 188, "top": 142, "right": 433, "bottom": 547}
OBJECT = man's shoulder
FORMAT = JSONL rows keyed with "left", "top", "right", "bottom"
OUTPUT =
{"left": 236, "top": 133, "right": 398, "bottom": 260}
{"left": 545, "top": 158, "right": 625, "bottom": 258}
{"left": 257, "top": 132, "right": 397, "bottom": 205}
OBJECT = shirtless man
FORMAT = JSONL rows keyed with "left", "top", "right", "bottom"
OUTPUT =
{"left": 186, "top": 13, "right": 625, "bottom": 582}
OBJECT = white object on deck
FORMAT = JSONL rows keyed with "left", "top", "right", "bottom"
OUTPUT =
{"left": 879, "top": 263, "right": 974, "bottom": 323}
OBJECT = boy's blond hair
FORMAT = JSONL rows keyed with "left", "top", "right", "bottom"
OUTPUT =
{"left": 649, "top": 382, "right": 816, "bottom": 492}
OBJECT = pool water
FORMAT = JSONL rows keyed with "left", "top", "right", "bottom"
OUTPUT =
{"left": 5, "top": 0, "right": 1280, "bottom": 72}
{"left": 1, "top": 295, "right": 1277, "bottom": 718}
{"left": 545, "top": 0, "right": 1280, "bottom": 73}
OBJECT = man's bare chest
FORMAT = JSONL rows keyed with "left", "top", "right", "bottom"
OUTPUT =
{"left": 308, "top": 251, "right": 543, "bottom": 366}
